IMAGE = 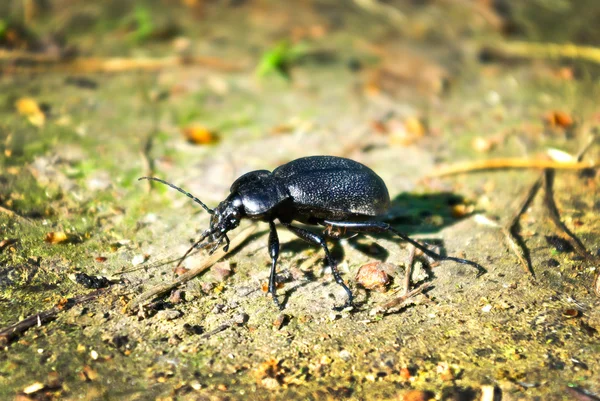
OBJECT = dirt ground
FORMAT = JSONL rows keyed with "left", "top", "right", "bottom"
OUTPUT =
{"left": 1, "top": 1, "right": 600, "bottom": 400}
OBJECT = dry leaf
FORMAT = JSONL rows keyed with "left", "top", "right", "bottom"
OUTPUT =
{"left": 546, "top": 148, "right": 575, "bottom": 163}
{"left": 545, "top": 110, "right": 573, "bottom": 128}
{"left": 15, "top": 97, "right": 46, "bottom": 127}
{"left": 472, "top": 136, "right": 496, "bottom": 153}
{"left": 181, "top": 125, "right": 218, "bottom": 145}
{"left": 44, "top": 231, "right": 69, "bottom": 244}
{"left": 389, "top": 117, "right": 426, "bottom": 146}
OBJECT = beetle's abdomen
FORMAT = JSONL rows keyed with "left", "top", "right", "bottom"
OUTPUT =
{"left": 273, "top": 156, "right": 390, "bottom": 218}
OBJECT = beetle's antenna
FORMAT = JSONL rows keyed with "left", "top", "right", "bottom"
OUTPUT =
{"left": 139, "top": 177, "right": 214, "bottom": 214}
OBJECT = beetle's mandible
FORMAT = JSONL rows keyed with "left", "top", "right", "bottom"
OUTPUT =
{"left": 139, "top": 155, "right": 485, "bottom": 309}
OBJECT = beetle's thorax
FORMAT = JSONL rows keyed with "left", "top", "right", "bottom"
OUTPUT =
{"left": 210, "top": 194, "right": 245, "bottom": 238}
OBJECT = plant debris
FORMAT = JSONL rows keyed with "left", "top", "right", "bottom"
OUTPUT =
{"left": 71, "top": 273, "right": 112, "bottom": 289}
{"left": 545, "top": 235, "right": 574, "bottom": 253}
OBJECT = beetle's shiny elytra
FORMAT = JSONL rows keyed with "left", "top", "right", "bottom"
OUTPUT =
{"left": 140, "top": 155, "right": 485, "bottom": 310}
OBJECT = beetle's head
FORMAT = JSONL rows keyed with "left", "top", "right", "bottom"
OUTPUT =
{"left": 209, "top": 193, "right": 244, "bottom": 241}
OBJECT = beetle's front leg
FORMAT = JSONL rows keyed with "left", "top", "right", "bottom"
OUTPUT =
{"left": 223, "top": 234, "right": 230, "bottom": 252}
{"left": 268, "top": 220, "right": 282, "bottom": 310}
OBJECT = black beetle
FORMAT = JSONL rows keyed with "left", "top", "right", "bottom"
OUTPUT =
{"left": 140, "top": 155, "right": 484, "bottom": 309}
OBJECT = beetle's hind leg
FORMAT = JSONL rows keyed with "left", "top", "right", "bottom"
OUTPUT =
{"left": 267, "top": 220, "right": 283, "bottom": 310}
{"left": 324, "top": 220, "right": 486, "bottom": 276}
{"left": 281, "top": 222, "right": 353, "bottom": 309}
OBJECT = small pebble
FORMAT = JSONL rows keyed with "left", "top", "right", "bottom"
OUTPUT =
{"left": 338, "top": 349, "right": 352, "bottom": 362}
{"left": 156, "top": 310, "right": 183, "bottom": 321}
{"left": 183, "top": 324, "right": 204, "bottom": 335}
{"left": 232, "top": 313, "right": 248, "bottom": 325}
{"left": 132, "top": 254, "right": 148, "bottom": 266}
{"left": 23, "top": 382, "right": 45, "bottom": 394}
{"left": 355, "top": 262, "right": 392, "bottom": 292}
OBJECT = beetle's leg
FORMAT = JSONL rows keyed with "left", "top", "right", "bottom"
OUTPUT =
{"left": 223, "top": 234, "right": 231, "bottom": 252}
{"left": 281, "top": 223, "right": 353, "bottom": 309}
{"left": 268, "top": 220, "right": 282, "bottom": 310}
{"left": 208, "top": 235, "right": 225, "bottom": 255}
{"left": 175, "top": 228, "right": 213, "bottom": 268}
{"left": 324, "top": 220, "right": 486, "bottom": 276}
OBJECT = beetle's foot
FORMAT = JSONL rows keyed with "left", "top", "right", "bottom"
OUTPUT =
{"left": 333, "top": 301, "right": 354, "bottom": 312}
{"left": 270, "top": 293, "right": 283, "bottom": 310}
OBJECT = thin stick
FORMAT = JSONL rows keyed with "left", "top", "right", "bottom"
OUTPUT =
{"left": 429, "top": 158, "right": 599, "bottom": 177}
{"left": 403, "top": 245, "right": 416, "bottom": 295}
{"left": 0, "top": 288, "right": 109, "bottom": 346}
{"left": 502, "top": 176, "right": 543, "bottom": 279}
{"left": 370, "top": 282, "right": 432, "bottom": 315}
{"left": 0, "top": 205, "right": 33, "bottom": 225}
{"left": 486, "top": 40, "right": 600, "bottom": 66}
{"left": 127, "top": 225, "right": 257, "bottom": 312}
{"left": 353, "top": 0, "right": 406, "bottom": 25}
{"left": 2, "top": 55, "right": 243, "bottom": 74}
{"left": 140, "top": 135, "right": 154, "bottom": 194}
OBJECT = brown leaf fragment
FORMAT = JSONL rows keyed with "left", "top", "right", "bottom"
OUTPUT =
{"left": 15, "top": 97, "right": 46, "bottom": 127}
{"left": 212, "top": 261, "right": 232, "bottom": 282}
{"left": 272, "top": 313, "right": 288, "bottom": 330}
{"left": 181, "top": 125, "right": 218, "bottom": 145}
{"left": 254, "top": 359, "right": 285, "bottom": 388}
{"left": 44, "top": 231, "right": 69, "bottom": 244}
{"left": 563, "top": 308, "right": 580, "bottom": 318}
{"left": 0, "top": 238, "right": 18, "bottom": 251}
{"left": 400, "top": 390, "right": 435, "bottom": 401}
{"left": 80, "top": 365, "right": 98, "bottom": 381}
{"left": 545, "top": 110, "right": 573, "bottom": 129}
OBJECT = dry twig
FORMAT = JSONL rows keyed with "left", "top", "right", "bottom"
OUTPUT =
{"left": 485, "top": 40, "right": 600, "bottom": 66}
{"left": 1, "top": 55, "right": 243, "bottom": 74}
{"left": 429, "top": 158, "right": 599, "bottom": 177}
{"left": 403, "top": 245, "right": 416, "bottom": 295}
{"left": 0, "top": 205, "right": 33, "bottom": 225}
{"left": 127, "top": 225, "right": 257, "bottom": 312}
{"left": 0, "top": 288, "right": 110, "bottom": 346}
{"left": 370, "top": 282, "right": 432, "bottom": 315}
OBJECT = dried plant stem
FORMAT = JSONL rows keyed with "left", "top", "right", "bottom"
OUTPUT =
{"left": 429, "top": 158, "right": 599, "bottom": 177}
{"left": 371, "top": 282, "right": 432, "bottom": 315}
{"left": 1, "top": 55, "right": 243, "bottom": 74}
{"left": 0, "top": 205, "right": 33, "bottom": 225}
{"left": 127, "top": 225, "right": 257, "bottom": 312}
{"left": 489, "top": 40, "right": 600, "bottom": 65}
{"left": 0, "top": 288, "right": 110, "bottom": 346}
{"left": 403, "top": 245, "right": 416, "bottom": 295}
